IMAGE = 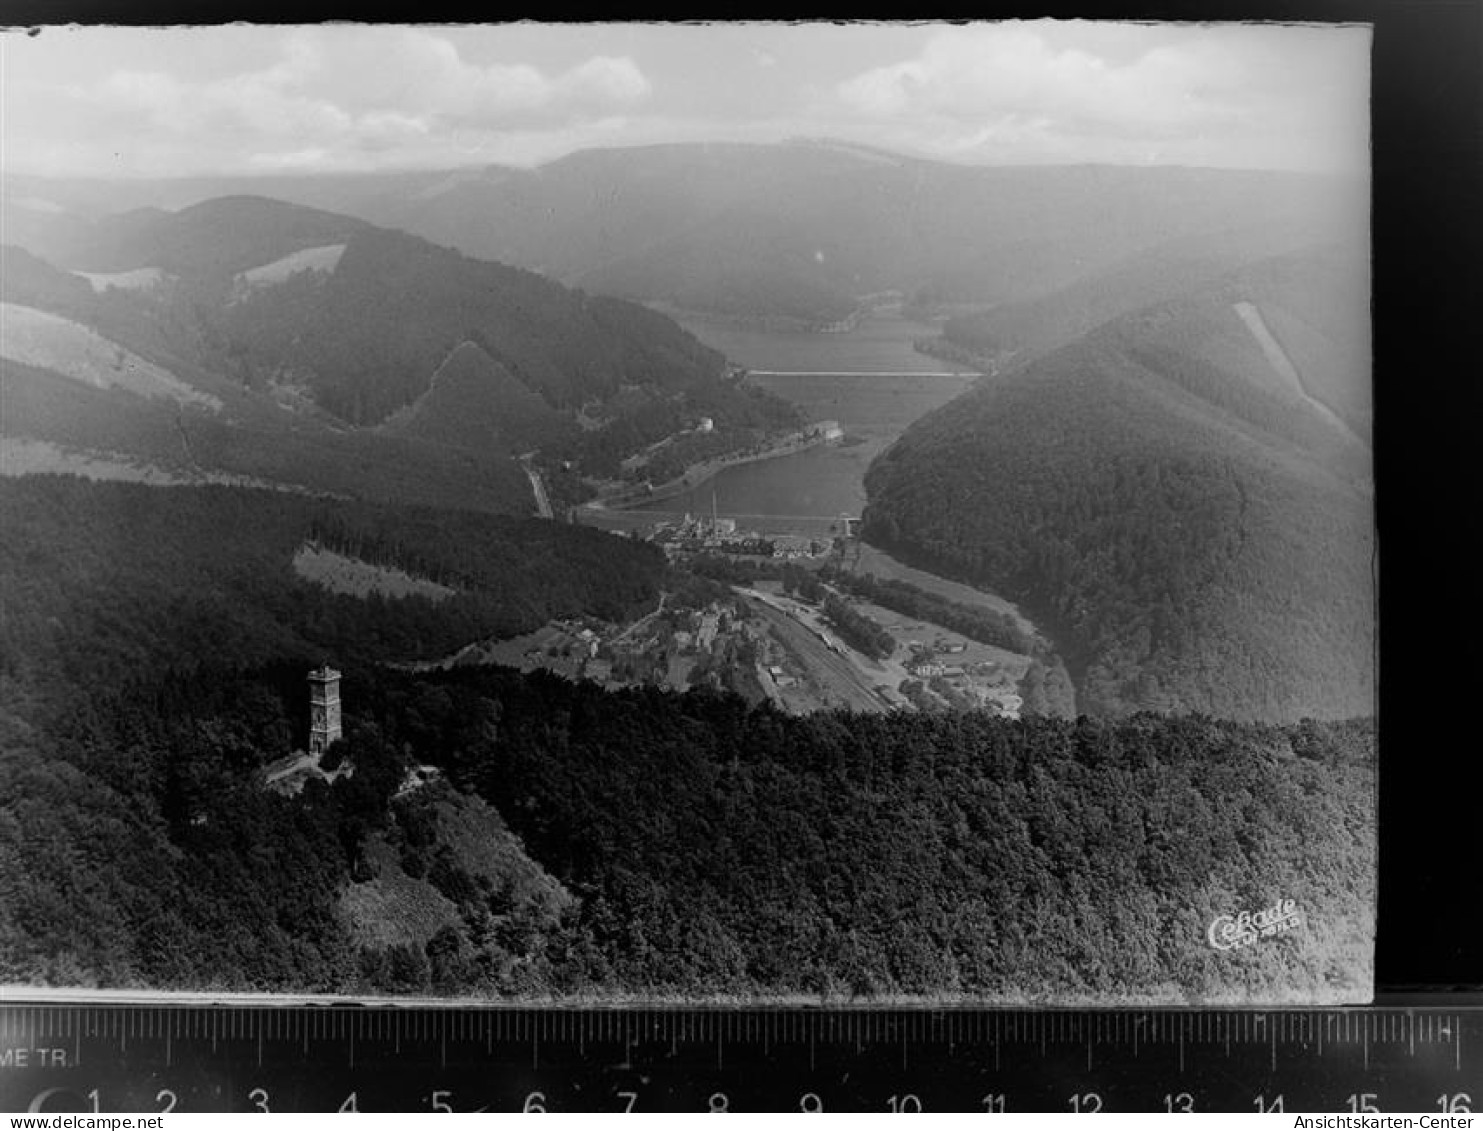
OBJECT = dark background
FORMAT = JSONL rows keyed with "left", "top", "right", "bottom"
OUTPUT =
{"left": 1, "top": 0, "right": 1478, "bottom": 994}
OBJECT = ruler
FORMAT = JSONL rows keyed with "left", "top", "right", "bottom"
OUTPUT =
{"left": 2, "top": 1005, "right": 1479, "bottom": 1113}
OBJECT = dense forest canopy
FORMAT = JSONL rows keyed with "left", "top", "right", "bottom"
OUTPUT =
{"left": 0, "top": 472, "right": 1374, "bottom": 1001}
{"left": 202, "top": 222, "right": 731, "bottom": 427}
{"left": 1, "top": 657, "right": 1375, "bottom": 1002}
{"left": 863, "top": 247, "right": 1374, "bottom": 721}
{"left": 0, "top": 477, "right": 666, "bottom": 726}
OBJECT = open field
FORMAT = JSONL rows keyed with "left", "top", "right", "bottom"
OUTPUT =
{"left": 849, "top": 542, "right": 1039, "bottom": 638}
{"left": 848, "top": 595, "right": 1029, "bottom": 716}
{"left": 1233, "top": 300, "right": 1368, "bottom": 447}
{"left": 1, "top": 303, "right": 221, "bottom": 409}
{"left": 0, "top": 436, "right": 193, "bottom": 485}
{"left": 292, "top": 542, "right": 457, "bottom": 601}
{"left": 76, "top": 267, "right": 169, "bottom": 293}
{"left": 237, "top": 243, "right": 346, "bottom": 287}
{"left": 0, "top": 435, "right": 331, "bottom": 496}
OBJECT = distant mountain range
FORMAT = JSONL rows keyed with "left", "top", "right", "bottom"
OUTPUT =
{"left": 2, "top": 194, "right": 789, "bottom": 512}
{"left": 941, "top": 219, "right": 1367, "bottom": 372}
{"left": 864, "top": 242, "right": 1374, "bottom": 721}
{"left": 5, "top": 139, "right": 1365, "bottom": 326}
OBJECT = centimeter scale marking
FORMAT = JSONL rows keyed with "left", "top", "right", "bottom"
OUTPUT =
{"left": 1, "top": 1005, "right": 1478, "bottom": 1113}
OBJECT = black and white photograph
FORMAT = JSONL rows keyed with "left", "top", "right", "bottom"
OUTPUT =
{"left": 0, "top": 20, "right": 1377, "bottom": 1006}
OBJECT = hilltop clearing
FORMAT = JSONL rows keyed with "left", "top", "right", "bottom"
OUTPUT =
{"left": 292, "top": 543, "right": 457, "bottom": 602}
{"left": 1, "top": 302, "right": 219, "bottom": 409}
{"left": 1, "top": 637, "right": 1376, "bottom": 1002}
{"left": 0, "top": 476, "right": 667, "bottom": 707}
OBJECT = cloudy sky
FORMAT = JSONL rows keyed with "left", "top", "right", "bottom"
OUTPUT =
{"left": 0, "top": 21, "right": 1370, "bottom": 179}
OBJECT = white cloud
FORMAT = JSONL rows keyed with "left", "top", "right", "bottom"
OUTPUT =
{"left": 838, "top": 25, "right": 1245, "bottom": 136}
{"left": 0, "top": 22, "right": 1365, "bottom": 177}
{"left": 253, "top": 29, "right": 651, "bottom": 126}
{"left": 560, "top": 55, "right": 651, "bottom": 108}
{"left": 833, "top": 23, "right": 1367, "bottom": 169}
{"left": 14, "top": 28, "right": 652, "bottom": 175}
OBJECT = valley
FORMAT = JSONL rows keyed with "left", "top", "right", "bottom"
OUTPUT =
{"left": 666, "top": 308, "right": 977, "bottom": 375}
{"left": 555, "top": 315, "right": 1051, "bottom": 717}
{"left": 593, "top": 316, "right": 981, "bottom": 520}
{"left": 0, "top": 301, "right": 220, "bottom": 409}
{"left": 0, "top": 167, "right": 1373, "bottom": 730}
{"left": 864, "top": 244, "right": 1374, "bottom": 720}
{"left": 738, "top": 588, "right": 896, "bottom": 713}
{"left": 1, "top": 198, "right": 798, "bottom": 517}
{"left": 276, "top": 227, "right": 1372, "bottom": 730}
{"left": 0, "top": 60, "right": 1379, "bottom": 1010}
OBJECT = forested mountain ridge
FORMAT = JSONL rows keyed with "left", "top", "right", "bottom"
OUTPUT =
{"left": 7, "top": 196, "right": 733, "bottom": 426}
{"left": 0, "top": 471, "right": 1374, "bottom": 1001}
{"left": 2, "top": 197, "right": 797, "bottom": 508}
{"left": 379, "top": 341, "right": 566, "bottom": 455}
{"left": 4, "top": 144, "right": 1360, "bottom": 326}
{"left": 863, "top": 245, "right": 1374, "bottom": 721}
{"left": 0, "top": 476, "right": 667, "bottom": 731}
{"left": 43, "top": 195, "right": 369, "bottom": 278}
{"left": 302, "top": 151, "right": 1356, "bottom": 327}
{"left": 2, "top": 656, "right": 1376, "bottom": 1001}
{"left": 939, "top": 227, "right": 1368, "bottom": 385}
{"left": 0, "top": 473, "right": 664, "bottom": 989}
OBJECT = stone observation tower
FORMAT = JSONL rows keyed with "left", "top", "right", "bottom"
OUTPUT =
{"left": 307, "top": 665, "right": 343, "bottom": 754}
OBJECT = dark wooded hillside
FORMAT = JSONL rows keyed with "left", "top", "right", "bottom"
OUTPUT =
{"left": 864, "top": 248, "right": 1374, "bottom": 720}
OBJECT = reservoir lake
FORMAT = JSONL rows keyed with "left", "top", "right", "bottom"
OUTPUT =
{"left": 642, "top": 373, "right": 975, "bottom": 519}
{"left": 607, "top": 314, "right": 1039, "bottom": 640}
{"left": 668, "top": 310, "right": 976, "bottom": 376}
{"left": 642, "top": 314, "right": 980, "bottom": 520}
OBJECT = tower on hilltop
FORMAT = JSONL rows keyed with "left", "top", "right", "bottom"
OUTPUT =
{"left": 307, "top": 665, "right": 343, "bottom": 755}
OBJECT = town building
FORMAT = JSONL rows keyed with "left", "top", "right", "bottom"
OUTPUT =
{"left": 771, "top": 534, "right": 817, "bottom": 559}
{"left": 696, "top": 613, "right": 721, "bottom": 650}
